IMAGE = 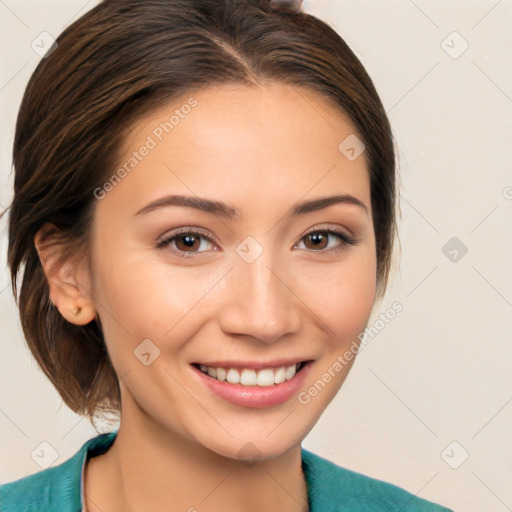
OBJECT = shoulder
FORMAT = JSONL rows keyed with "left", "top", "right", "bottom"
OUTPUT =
{"left": 0, "top": 432, "right": 116, "bottom": 512}
{"left": 301, "top": 448, "right": 453, "bottom": 512}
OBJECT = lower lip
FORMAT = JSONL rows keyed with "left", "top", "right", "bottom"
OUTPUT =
{"left": 191, "top": 362, "right": 312, "bottom": 409}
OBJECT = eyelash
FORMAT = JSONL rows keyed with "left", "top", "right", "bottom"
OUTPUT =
{"left": 156, "top": 226, "right": 359, "bottom": 259}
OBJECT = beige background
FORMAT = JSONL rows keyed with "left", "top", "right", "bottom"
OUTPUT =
{"left": 1, "top": 1, "right": 511, "bottom": 510}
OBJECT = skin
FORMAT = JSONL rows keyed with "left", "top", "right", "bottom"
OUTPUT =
{"left": 35, "top": 82, "right": 377, "bottom": 512}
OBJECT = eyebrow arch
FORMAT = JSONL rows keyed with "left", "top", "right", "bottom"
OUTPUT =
{"left": 134, "top": 194, "right": 369, "bottom": 219}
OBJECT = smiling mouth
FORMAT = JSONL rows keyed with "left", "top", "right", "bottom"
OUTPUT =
{"left": 191, "top": 361, "right": 310, "bottom": 387}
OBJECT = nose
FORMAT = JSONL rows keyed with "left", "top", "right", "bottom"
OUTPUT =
{"left": 218, "top": 249, "right": 302, "bottom": 344}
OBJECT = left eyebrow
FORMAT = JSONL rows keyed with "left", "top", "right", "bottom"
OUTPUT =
{"left": 133, "top": 194, "right": 369, "bottom": 219}
{"left": 291, "top": 194, "right": 369, "bottom": 218}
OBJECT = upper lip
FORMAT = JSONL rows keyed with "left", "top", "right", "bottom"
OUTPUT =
{"left": 192, "top": 359, "right": 313, "bottom": 370}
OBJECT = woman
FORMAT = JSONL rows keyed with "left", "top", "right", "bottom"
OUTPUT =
{"left": 0, "top": 0, "right": 452, "bottom": 510}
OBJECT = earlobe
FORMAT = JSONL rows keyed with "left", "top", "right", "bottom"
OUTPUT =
{"left": 68, "top": 302, "right": 97, "bottom": 326}
{"left": 34, "top": 223, "right": 97, "bottom": 326}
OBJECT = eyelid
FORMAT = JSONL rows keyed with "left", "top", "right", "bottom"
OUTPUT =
{"left": 156, "top": 223, "right": 359, "bottom": 258}
{"left": 299, "top": 223, "right": 355, "bottom": 241}
{"left": 156, "top": 227, "right": 219, "bottom": 250}
{"left": 293, "top": 224, "right": 358, "bottom": 250}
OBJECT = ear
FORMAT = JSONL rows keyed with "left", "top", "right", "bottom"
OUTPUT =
{"left": 34, "top": 223, "right": 97, "bottom": 326}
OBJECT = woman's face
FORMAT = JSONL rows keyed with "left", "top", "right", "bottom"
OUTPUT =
{"left": 86, "top": 82, "right": 376, "bottom": 460}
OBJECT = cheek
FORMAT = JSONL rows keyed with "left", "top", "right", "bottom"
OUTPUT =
{"left": 90, "top": 245, "right": 228, "bottom": 361}
{"left": 296, "top": 251, "right": 377, "bottom": 344}
{"left": 335, "top": 261, "right": 376, "bottom": 339}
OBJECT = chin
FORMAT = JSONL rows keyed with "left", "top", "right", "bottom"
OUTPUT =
{"left": 199, "top": 430, "right": 304, "bottom": 464}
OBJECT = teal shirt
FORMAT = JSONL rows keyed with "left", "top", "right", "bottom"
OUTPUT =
{"left": 0, "top": 431, "right": 452, "bottom": 511}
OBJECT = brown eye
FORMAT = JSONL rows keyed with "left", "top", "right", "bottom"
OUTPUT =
{"left": 175, "top": 233, "right": 201, "bottom": 253}
{"left": 295, "top": 228, "right": 358, "bottom": 253}
{"left": 303, "top": 231, "right": 329, "bottom": 250}
{"left": 157, "top": 229, "right": 218, "bottom": 259}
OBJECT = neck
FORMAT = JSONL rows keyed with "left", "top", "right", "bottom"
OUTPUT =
{"left": 85, "top": 403, "right": 309, "bottom": 512}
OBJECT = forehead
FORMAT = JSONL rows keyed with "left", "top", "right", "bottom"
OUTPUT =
{"left": 105, "top": 82, "right": 371, "bottom": 217}
{"left": 124, "top": 81, "right": 364, "bottom": 157}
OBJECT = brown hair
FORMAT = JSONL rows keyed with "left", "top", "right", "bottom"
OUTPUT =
{"left": 1, "top": 0, "right": 399, "bottom": 425}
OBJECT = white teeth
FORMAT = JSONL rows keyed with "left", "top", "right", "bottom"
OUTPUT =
{"left": 240, "top": 369, "right": 257, "bottom": 386}
{"left": 226, "top": 368, "right": 240, "bottom": 384}
{"left": 197, "top": 363, "right": 303, "bottom": 386}
{"left": 285, "top": 364, "right": 296, "bottom": 380}
{"left": 274, "top": 366, "right": 286, "bottom": 384}
{"left": 257, "top": 368, "right": 275, "bottom": 387}
{"left": 215, "top": 367, "right": 226, "bottom": 381}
